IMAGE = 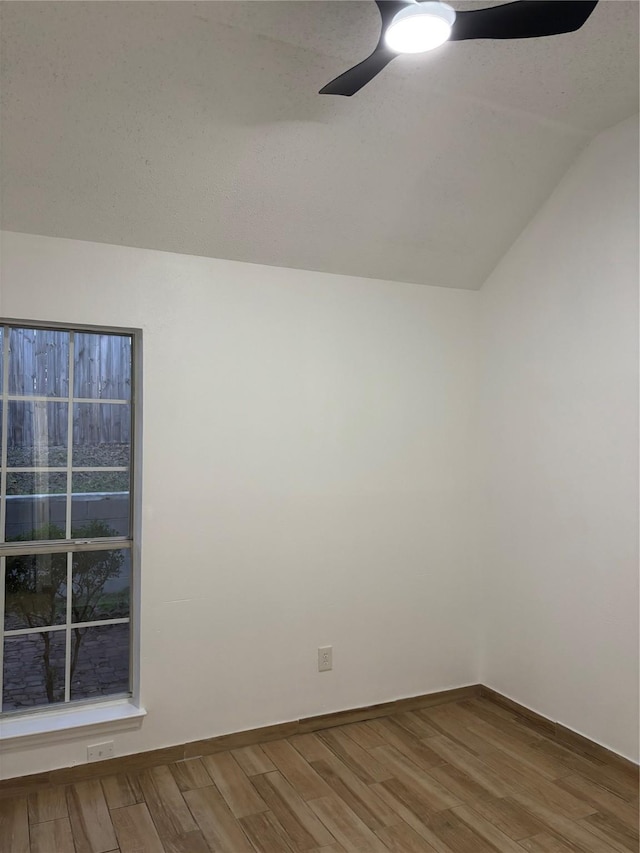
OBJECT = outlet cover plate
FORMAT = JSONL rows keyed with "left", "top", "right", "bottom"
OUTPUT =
{"left": 87, "top": 741, "right": 115, "bottom": 762}
{"left": 318, "top": 645, "right": 332, "bottom": 672}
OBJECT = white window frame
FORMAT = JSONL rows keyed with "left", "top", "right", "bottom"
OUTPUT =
{"left": 0, "top": 319, "right": 144, "bottom": 740}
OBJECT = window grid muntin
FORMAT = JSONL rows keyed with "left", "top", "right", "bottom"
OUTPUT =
{"left": 65, "top": 334, "right": 75, "bottom": 540}
{"left": 1, "top": 539, "right": 132, "bottom": 556}
{"left": 0, "top": 322, "right": 135, "bottom": 716}
{"left": 64, "top": 552, "right": 72, "bottom": 701}
{"left": 7, "top": 397, "right": 129, "bottom": 404}
{"left": 0, "top": 331, "right": 10, "bottom": 551}
{"left": 9, "top": 467, "right": 129, "bottom": 473}
{"left": 5, "top": 617, "right": 130, "bottom": 637}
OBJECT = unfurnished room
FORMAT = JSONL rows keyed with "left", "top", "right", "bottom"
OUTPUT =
{"left": 0, "top": 1, "right": 638, "bottom": 852}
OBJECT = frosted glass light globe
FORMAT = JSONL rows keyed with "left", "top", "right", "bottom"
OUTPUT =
{"left": 385, "top": 2, "right": 456, "bottom": 54}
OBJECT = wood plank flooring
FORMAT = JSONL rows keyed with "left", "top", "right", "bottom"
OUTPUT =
{"left": 2, "top": 697, "right": 638, "bottom": 853}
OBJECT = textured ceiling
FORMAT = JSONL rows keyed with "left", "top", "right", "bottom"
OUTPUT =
{"left": 1, "top": 0, "right": 638, "bottom": 289}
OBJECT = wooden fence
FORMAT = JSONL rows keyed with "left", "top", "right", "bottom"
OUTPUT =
{"left": 4, "top": 328, "right": 132, "bottom": 449}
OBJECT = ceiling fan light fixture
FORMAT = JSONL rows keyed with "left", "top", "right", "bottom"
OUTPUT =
{"left": 385, "top": 1, "right": 457, "bottom": 54}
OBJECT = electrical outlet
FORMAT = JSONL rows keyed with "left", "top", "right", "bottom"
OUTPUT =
{"left": 318, "top": 645, "right": 332, "bottom": 672}
{"left": 87, "top": 741, "right": 114, "bottom": 762}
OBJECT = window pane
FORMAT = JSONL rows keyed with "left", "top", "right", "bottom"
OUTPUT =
{"left": 8, "top": 328, "right": 69, "bottom": 397}
{"left": 71, "top": 473, "right": 130, "bottom": 538}
{"left": 70, "top": 624, "right": 130, "bottom": 700}
{"left": 6, "top": 471, "right": 67, "bottom": 497}
{"left": 7, "top": 401, "right": 68, "bottom": 467}
{"left": 5, "top": 472, "right": 67, "bottom": 542}
{"left": 74, "top": 333, "right": 131, "bottom": 400}
{"left": 72, "top": 549, "right": 130, "bottom": 623}
{"left": 4, "top": 552, "right": 67, "bottom": 630}
{"left": 3, "top": 631, "right": 66, "bottom": 711}
{"left": 72, "top": 403, "right": 130, "bottom": 466}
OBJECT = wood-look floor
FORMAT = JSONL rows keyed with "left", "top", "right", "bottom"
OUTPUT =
{"left": 1, "top": 697, "right": 638, "bottom": 853}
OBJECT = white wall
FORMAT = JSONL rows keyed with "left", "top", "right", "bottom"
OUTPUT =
{"left": 1, "top": 117, "right": 637, "bottom": 780}
{"left": 479, "top": 115, "right": 639, "bottom": 762}
{"left": 0, "top": 233, "right": 480, "bottom": 778}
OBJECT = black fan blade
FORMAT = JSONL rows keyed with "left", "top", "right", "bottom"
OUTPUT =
{"left": 319, "top": 50, "right": 396, "bottom": 96}
{"left": 320, "top": 0, "right": 407, "bottom": 96}
{"left": 450, "top": 0, "right": 598, "bottom": 41}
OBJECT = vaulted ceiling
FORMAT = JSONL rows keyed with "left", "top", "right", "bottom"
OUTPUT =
{"left": 1, "top": 1, "right": 638, "bottom": 289}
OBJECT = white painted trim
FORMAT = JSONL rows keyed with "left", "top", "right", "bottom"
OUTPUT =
{"left": 0, "top": 539, "right": 132, "bottom": 556}
{"left": 64, "top": 552, "right": 72, "bottom": 702}
{"left": 0, "top": 698, "right": 146, "bottom": 742}
{"left": 7, "top": 468, "right": 129, "bottom": 474}
{"left": 65, "top": 332, "right": 75, "bottom": 540}
{"left": 5, "top": 617, "right": 130, "bottom": 637}
{"left": 5, "top": 489, "right": 129, "bottom": 500}
{"left": 0, "top": 331, "right": 9, "bottom": 701}
{"left": 5, "top": 396, "right": 129, "bottom": 405}
{"left": 0, "top": 322, "right": 138, "bottom": 719}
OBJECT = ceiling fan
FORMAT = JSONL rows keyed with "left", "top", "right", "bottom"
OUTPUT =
{"left": 319, "top": 0, "right": 599, "bottom": 96}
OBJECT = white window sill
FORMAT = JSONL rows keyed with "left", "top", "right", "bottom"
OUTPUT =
{"left": 0, "top": 700, "right": 146, "bottom": 743}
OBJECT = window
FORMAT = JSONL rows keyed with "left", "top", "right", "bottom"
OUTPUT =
{"left": 0, "top": 323, "right": 138, "bottom": 716}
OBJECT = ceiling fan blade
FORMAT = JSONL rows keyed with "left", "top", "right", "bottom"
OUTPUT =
{"left": 374, "top": 0, "right": 410, "bottom": 30}
{"left": 450, "top": 1, "right": 598, "bottom": 42}
{"left": 319, "top": 0, "right": 407, "bottom": 96}
{"left": 319, "top": 49, "right": 396, "bottom": 96}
